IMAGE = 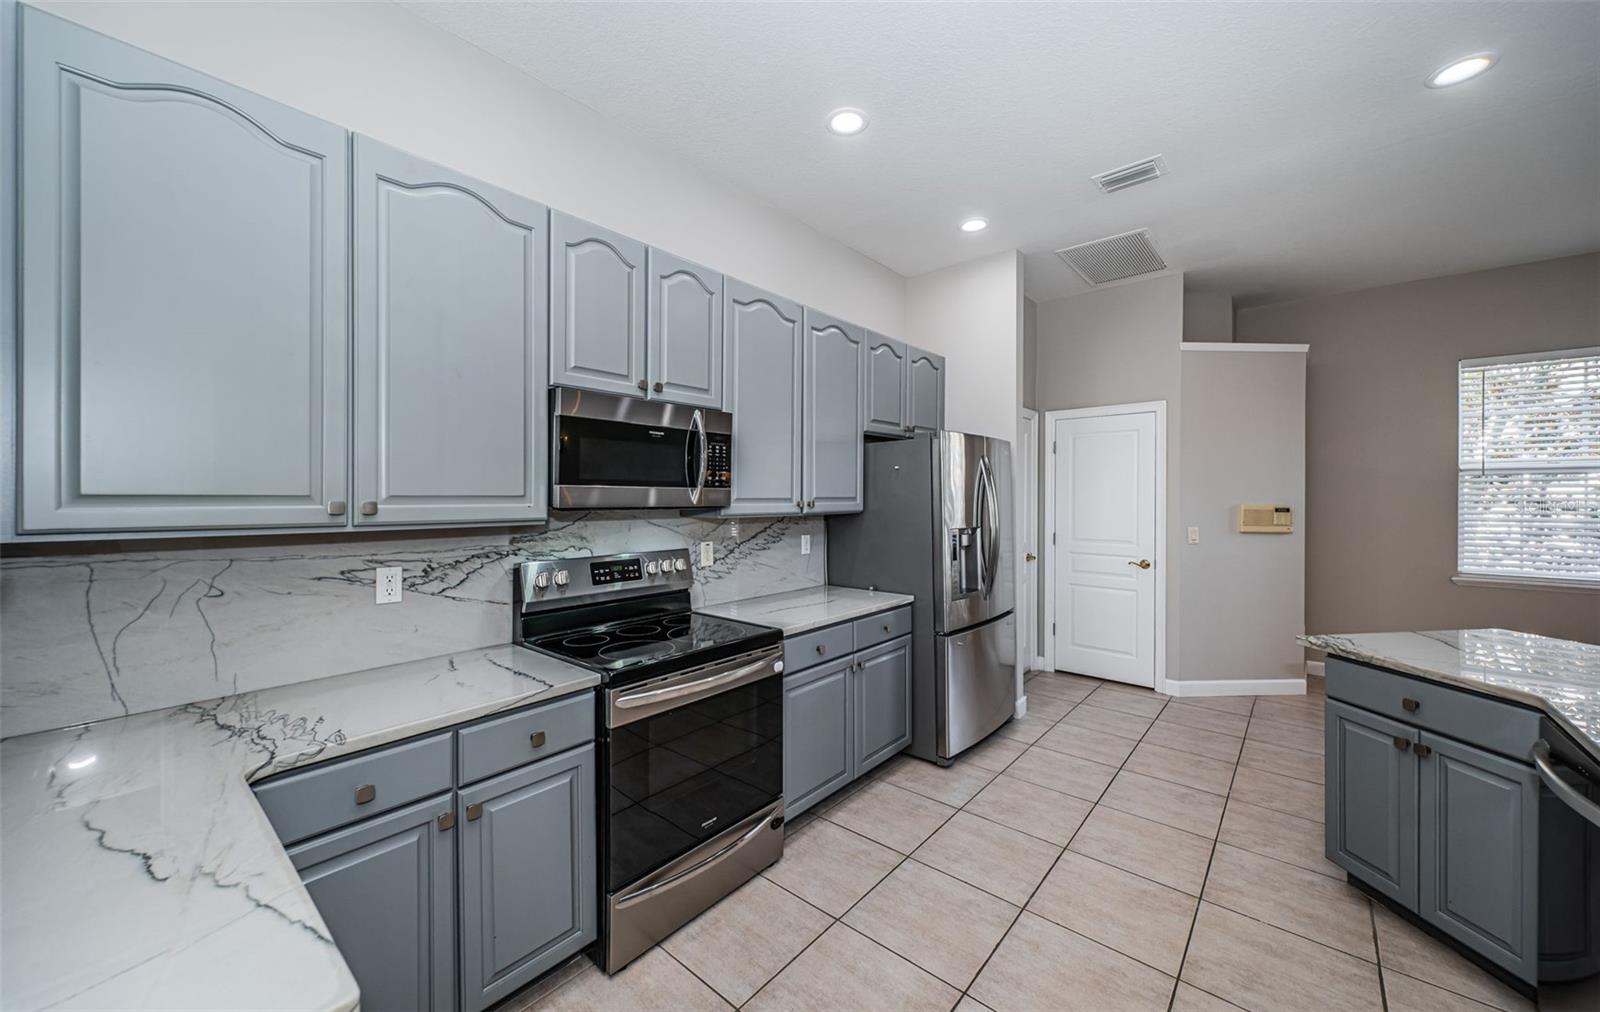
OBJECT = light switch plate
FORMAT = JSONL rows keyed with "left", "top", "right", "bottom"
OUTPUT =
{"left": 1187, "top": 526, "right": 1200, "bottom": 545}
{"left": 800, "top": 534, "right": 812, "bottom": 556}
{"left": 699, "top": 541, "right": 715, "bottom": 567}
{"left": 376, "top": 567, "right": 402, "bottom": 604}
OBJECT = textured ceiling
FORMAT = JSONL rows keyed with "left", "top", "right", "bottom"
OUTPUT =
{"left": 405, "top": 1, "right": 1600, "bottom": 306}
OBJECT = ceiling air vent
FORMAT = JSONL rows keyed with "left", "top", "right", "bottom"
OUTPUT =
{"left": 1055, "top": 228, "right": 1168, "bottom": 285}
{"left": 1092, "top": 155, "right": 1168, "bottom": 194}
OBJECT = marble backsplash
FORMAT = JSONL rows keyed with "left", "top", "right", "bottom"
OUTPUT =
{"left": 0, "top": 512, "right": 825, "bottom": 738}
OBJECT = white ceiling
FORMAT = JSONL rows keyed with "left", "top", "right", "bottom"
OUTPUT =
{"left": 406, "top": 1, "right": 1600, "bottom": 306}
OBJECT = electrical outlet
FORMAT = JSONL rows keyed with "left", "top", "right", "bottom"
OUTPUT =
{"left": 699, "top": 541, "right": 715, "bottom": 567}
{"left": 1187, "top": 526, "right": 1200, "bottom": 545}
{"left": 376, "top": 566, "right": 402, "bottom": 604}
{"left": 800, "top": 534, "right": 812, "bottom": 556}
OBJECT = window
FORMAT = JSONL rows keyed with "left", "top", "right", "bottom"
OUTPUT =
{"left": 1457, "top": 347, "right": 1600, "bottom": 588}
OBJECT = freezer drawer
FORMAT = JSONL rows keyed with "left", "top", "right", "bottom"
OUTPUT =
{"left": 938, "top": 611, "right": 1016, "bottom": 760}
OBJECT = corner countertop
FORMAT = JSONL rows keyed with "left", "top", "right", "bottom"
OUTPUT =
{"left": 0, "top": 645, "right": 598, "bottom": 1012}
{"left": 1303, "top": 629, "right": 1600, "bottom": 762}
{"left": 700, "top": 585, "right": 915, "bottom": 637}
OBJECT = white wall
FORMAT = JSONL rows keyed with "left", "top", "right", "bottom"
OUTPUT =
{"left": 1178, "top": 347, "right": 1306, "bottom": 684}
{"left": 905, "top": 250, "right": 1025, "bottom": 442}
{"left": 34, "top": 1, "right": 907, "bottom": 336}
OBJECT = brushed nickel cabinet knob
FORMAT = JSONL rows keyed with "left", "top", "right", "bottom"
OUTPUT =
{"left": 354, "top": 784, "right": 376, "bottom": 805}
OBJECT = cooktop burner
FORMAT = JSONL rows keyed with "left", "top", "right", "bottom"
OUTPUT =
{"left": 523, "top": 607, "right": 778, "bottom": 679}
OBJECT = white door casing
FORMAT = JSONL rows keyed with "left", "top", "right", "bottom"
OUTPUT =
{"left": 1046, "top": 403, "right": 1165, "bottom": 689}
{"left": 1019, "top": 409, "right": 1041, "bottom": 675}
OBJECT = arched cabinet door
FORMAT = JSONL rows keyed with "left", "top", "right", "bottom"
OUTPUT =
{"left": 864, "top": 333, "right": 910, "bottom": 436}
{"left": 549, "top": 212, "right": 647, "bottom": 398}
{"left": 721, "top": 281, "right": 804, "bottom": 516}
{"left": 351, "top": 135, "right": 548, "bottom": 527}
{"left": 646, "top": 250, "right": 723, "bottom": 409}
{"left": 802, "top": 309, "right": 866, "bottom": 513}
{"left": 906, "top": 348, "right": 946, "bottom": 433}
{"left": 17, "top": 7, "right": 350, "bottom": 533}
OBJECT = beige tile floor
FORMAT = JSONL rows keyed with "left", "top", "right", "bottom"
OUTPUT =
{"left": 504, "top": 671, "right": 1559, "bottom": 1012}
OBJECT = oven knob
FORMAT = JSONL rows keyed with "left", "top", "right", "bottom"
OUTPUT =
{"left": 533, "top": 572, "right": 551, "bottom": 590}
{"left": 553, "top": 570, "right": 570, "bottom": 587}
{"left": 673, "top": 558, "right": 688, "bottom": 572}
{"left": 646, "top": 561, "right": 660, "bottom": 575}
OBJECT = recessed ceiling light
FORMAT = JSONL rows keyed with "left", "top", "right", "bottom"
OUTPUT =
{"left": 959, "top": 217, "right": 989, "bottom": 233}
{"left": 1427, "top": 52, "right": 1497, "bottom": 88}
{"left": 826, "top": 108, "right": 868, "bottom": 136}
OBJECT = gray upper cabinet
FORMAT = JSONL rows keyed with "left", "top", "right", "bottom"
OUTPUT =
{"left": 646, "top": 250, "right": 723, "bottom": 409}
{"left": 863, "top": 333, "right": 910, "bottom": 437}
{"left": 17, "top": 8, "right": 350, "bottom": 533}
{"left": 286, "top": 794, "right": 456, "bottom": 1012}
{"left": 352, "top": 136, "right": 548, "bottom": 527}
{"left": 802, "top": 310, "right": 866, "bottom": 514}
{"left": 906, "top": 347, "right": 946, "bottom": 433}
{"left": 1325, "top": 700, "right": 1418, "bottom": 907}
{"left": 550, "top": 212, "right": 647, "bottom": 398}
{"left": 723, "top": 281, "right": 805, "bottom": 516}
{"left": 458, "top": 744, "right": 596, "bottom": 1012}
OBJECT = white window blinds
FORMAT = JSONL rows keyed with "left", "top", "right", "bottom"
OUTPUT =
{"left": 1457, "top": 348, "right": 1600, "bottom": 585}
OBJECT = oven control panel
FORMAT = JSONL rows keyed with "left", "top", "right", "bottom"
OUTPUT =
{"left": 517, "top": 548, "right": 693, "bottom": 609}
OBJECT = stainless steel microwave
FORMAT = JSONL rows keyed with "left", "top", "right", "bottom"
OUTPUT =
{"left": 550, "top": 387, "right": 732, "bottom": 509}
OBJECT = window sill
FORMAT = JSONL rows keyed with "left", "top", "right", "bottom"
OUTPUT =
{"left": 1452, "top": 574, "right": 1600, "bottom": 595}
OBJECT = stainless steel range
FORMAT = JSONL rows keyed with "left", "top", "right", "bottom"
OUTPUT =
{"left": 512, "top": 548, "right": 784, "bottom": 974}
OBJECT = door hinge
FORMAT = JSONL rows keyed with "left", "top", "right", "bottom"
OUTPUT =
{"left": 1051, "top": 533, "right": 1056, "bottom": 545}
{"left": 1052, "top": 622, "right": 1056, "bottom": 635}
{"left": 1051, "top": 441, "right": 1057, "bottom": 454}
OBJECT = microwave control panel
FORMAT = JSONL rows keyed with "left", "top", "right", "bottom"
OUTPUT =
{"left": 704, "top": 433, "right": 732, "bottom": 489}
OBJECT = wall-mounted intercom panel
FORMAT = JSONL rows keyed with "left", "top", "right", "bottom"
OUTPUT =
{"left": 1238, "top": 503, "right": 1294, "bottom": 533}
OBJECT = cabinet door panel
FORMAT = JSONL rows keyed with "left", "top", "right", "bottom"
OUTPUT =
{"left": 550, "top": 213, "right": 646, "bottom": 397}
{"left": 459, "top": 745, "right": 596, "bottom": 1011}
{"left": 722, "top": 281, "right": 803, "bottom": 516}
{"left": 353, "top": 135, "right": 547, "bottom": 526}
{"left": 783, "top": 657, "right": 853, "bottom": 818}
{"left": 287, "top": 794, "right": 456, "bottom": 1012}
{"left": 855, "top": 636, "right": 912, "bottom": 775}
{"left": 1325, "top": 700, "right": 1417, "bottom": 906}
{"left": 906, "top": 348, "right": 946, "bottom": 433}
{"left": 18, "top": 8, "right": 349, "bottom": 532}
{"left": 647, "top": 250, "right": 723, "bottom": 408}
{"left": 864, "top": 333, "right": 909, "bottom": 436}
{"left": 1418, "top": 733, "right": 1539, "bottom": 982}
{"left": 802, "top": 310, "right": 865, "bottom": 513}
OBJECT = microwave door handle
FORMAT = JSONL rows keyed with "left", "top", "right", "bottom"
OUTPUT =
{"left": 688, "top": 409, "right": 708, "bottom": 506}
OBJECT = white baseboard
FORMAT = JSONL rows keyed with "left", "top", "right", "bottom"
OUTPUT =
{"left": 1031, "top": 655, "right": 1048, "bottom": 672}
{"left": 1167, "top": 677, "right": 1307, "bottom": 697}
{"left": 1305, "top": 660, "right": 1326, "bottom": 678}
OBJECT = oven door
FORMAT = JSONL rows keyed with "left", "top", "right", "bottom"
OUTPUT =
{"left": 550, "top": 387, "right": 731, "bottom": 509}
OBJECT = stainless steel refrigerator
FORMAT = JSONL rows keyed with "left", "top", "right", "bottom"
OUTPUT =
{"left": 827, "top": 432, "right": 1016, "bottom": 764}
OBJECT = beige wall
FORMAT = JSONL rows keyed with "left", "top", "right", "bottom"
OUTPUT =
{"left": 905, "top": 250, "right": 1024, "bottom": 443}
{"left": 1237, "top": 254, "right": 1600, "bottom": 645}
{"left": 1183, "top": 291, "right": 1235, "bottom": 343}
{"left": 1179, "top": 348, "right": 1307, "bottom": 682}
{"left": 1022, "top": 297, "right": 1038, "bottom": 410}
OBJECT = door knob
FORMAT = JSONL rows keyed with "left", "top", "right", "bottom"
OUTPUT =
{"left": 1024, "top": 553, "right": 1037, "bottom": 562}
{"left": 1127, "top": 559, "right": 1152, "bottom": 570}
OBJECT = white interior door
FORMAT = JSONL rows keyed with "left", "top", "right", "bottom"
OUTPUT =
{"left": 1051, "top": 409, "right": 1158, "bottom": 687}
{"left": 1019, "top": 410, "right": 1040, "bottom": 671}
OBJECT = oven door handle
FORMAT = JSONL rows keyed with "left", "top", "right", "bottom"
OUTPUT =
{"left": 612, "top": 653, "right": 780, "bottom": 716}
{"left": 613, "top": 801, "right": 781, "bottom": 911}
{"left": 687, "top": 409, "right": 708, "bottom": 507}
{"left": 1533, "top": 739, "right": 1600, "bottom": 830}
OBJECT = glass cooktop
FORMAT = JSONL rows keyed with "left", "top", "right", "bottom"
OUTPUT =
{"left": 521, "top": 608, "right": 780, "bottom": 677}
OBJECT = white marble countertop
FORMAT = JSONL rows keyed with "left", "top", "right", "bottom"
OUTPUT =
{"left": 0, "top": 645, "right": 598, "bottom": 1012}
{"left": 1304, "top": 629, "right": 1600, "bottom": 762}
{"left": 700, "top": 585, "right": 915, "bottom": 636}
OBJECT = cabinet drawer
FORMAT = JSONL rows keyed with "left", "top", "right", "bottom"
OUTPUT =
{"left": 254, "top": 732, "right": 453, "bottom": 845}
{"left": 1325, "top": 658, "right": 1542, "bottom": 762}
{"left": 456, "top": 692, "right": 595, "bottom": 786}
{"left": 853, "top": 607, "right": 912, "bottom": 653}
{"left": 784, "top": 623, "right": 855, "bottom": 675}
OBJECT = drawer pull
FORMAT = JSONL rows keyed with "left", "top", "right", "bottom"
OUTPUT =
{"left": 883, "top": 623, "right": 891, "bottom": 633}
{"left": 354, "top": 784, "right": 376, "bottom": 805}
{"left": 1401, "top": 697, "right": 1420, "bottom": 712}
{"left": 530, "top": 731, "right": 547, "bottom": 749}
{"left": 815, "top": 644, "right": 826, "bottom": 655}
{"left": 466, "top": 803, "right": 483, "bottom": 822}
{"left": 436, "top": 812, "right": 455, "bottom": 831}
{"left": 1393, "top": 737, "right": 1410, "bottom": 752}
{"left": 1413, "top": 743, "right": 1433, "bottom": 758}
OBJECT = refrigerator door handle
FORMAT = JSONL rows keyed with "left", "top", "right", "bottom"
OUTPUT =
{"left": 977, "top": 456, "right": 1000, "bottom": 598}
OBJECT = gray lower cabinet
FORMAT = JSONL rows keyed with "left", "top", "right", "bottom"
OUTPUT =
{"left": 1326, "top": 700, "right": 1418, "bottom": 907}
{"left": 647, "top": 250, "right": 724, "bottom": 409}
{"left": 853, "top": 636, "right": 913, "bottom": 775}
{"left": 352, "top": 135, "right": 549, "bottom": 526}
{"left": 17, "top": 7, "right": 351, "bottom": 533}
{"left": 550, "top": 212, "right": 648, "bottom": 398}
{"left": 783, "top": 657, "right": 855, "bottom": 817}
{"left": 723, "top": 282, "right": 805, "bottom": 516}
{"left": 801, "top": 310, "right": 866, "bottom": 514}
{"left": 906, "top": 348, "right": 946, "bottom": 433}
{"left": 864, "top": 333, "right": 910, "bottom": 437}
{"left": 286, "top": 793, "right": 457, "bottom": 1012}
{"left": 458, "top": 744, "right": 597, "bottom": 1012}
{"left": 1417, "top": 732, "right": 1539, "bottom": 981}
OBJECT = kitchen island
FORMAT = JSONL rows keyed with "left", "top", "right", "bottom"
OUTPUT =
{"left": 1307, "top": 629, "right": 1600, "bottom": 990}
